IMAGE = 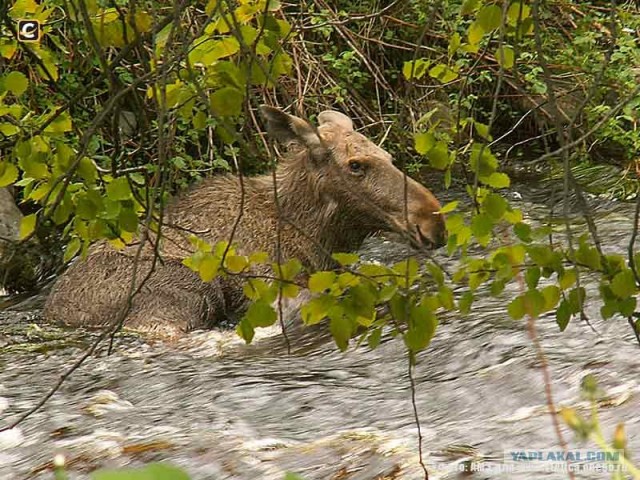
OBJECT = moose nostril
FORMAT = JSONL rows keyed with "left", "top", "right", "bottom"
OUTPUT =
{"left": 435, "top": 225, "right": 447, "bottom": 248}
{"left": 416, "top": 224, "right": 434, "bottom": 249}
{"left": 416, "top": 223, "right": 446, "bottom": 249}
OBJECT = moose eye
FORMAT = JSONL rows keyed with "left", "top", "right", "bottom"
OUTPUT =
{"left": 348, "top": 160, "right": 364, "bottom": 174}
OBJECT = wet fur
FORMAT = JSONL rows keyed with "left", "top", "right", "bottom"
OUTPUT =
{"left": 44, "top": 108, "right": 445, "bottom": 336}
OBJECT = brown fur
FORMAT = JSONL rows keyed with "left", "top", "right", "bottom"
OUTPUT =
{"left": 43, "top": 107, "right": 446, "bottom": 336}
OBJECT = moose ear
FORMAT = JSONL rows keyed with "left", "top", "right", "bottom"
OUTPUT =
{"left": 318, "top": 110, "right": 354, "bottom": 131}
{"left": 259, "top": 106, "right": 322, "bottom": 149}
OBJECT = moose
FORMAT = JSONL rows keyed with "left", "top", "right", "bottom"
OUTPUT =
{"left": 43, "top": 106, "right": 446, "bottom": 336}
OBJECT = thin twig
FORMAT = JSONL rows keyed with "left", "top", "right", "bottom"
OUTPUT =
{"left": 408, "top": 354, "right": 429, "bottom": 479}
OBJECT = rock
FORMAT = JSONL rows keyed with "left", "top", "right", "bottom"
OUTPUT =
{"left": 0, "top": 188, "right": 22, "bottom": 294}
{"left": 0, "top": 188, "right": 21, "bottom": 251}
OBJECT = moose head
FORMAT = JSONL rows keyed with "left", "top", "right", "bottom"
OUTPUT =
{"left": 260, "top": 106, "right": 447, "bottom": 251}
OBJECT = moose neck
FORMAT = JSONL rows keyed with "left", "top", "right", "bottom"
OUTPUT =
{"left": 272, "top": 152, "right": 371, "bottom": 270}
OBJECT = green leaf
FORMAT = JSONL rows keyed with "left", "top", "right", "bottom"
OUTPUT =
{"left": 209, "top": 87, "right": 244, "bottom": 117}
{"left": 44, "top": 112, "right": 73, "bottom": 134}
{"left": 344, "top": 283, "right": 376, "bottom": 319}
{"left": 367, "top": 328, "right": 382, "bottom": 349}
{"left": 249, "top": 251, "right": 269, "bottom": 263}
{"left": 404, "top": 303, "right": 438, "bottom": 352}
{"left": 541, "top": 285, "right": 560, "bottom": 312}
{"left": 281, "top": 283, "right": 299, "bottom": 299}
{"left": 414, "top": 132, "right": 435, "bottom": 155}
{"left": 337, "top": 272, "right": 359, "bottom": 289}
{"left": 467, "top": 20, "right": 485, "bottom": 44}
{"left": 243, "top": 279, "right": 277, "bottom": 303}
{"left": 508, "top": 295, "right": 525, "bottom": 320}
{"left": 427, "top": 262, "right": 445, "bottom": 286}
{"left": 390, "top": 293, "right": 410, "bottom": 323}
{"left": 192, "top": 110, "right": 207, "bottom": 130}
{"left": 527, "top": 245, "right": 553, "bottom": 267}
{"left": 558, "top": 268, "right": 577, "bottom": 290}
{"left": 205, "top": 0, "right": 219, "bottom": 15}
{"left": 556, "top": 299, "right": 571, "bottom": 331}
{"left": 619, "top": 296, "right": 637, "bottom": 317}
{"left": 426, "top": 141, "right": 450, "bottom": 169}
{"left": 119, "top": 207, "right": 138, "bottom": 233}
{"left": 237, "top": 317, "right": 255, "bottom": 343}
{"left": 446, "top": 213, "right": 464, "bottom": 234}
{"left": 269, "top": 52, "right": 293, "bottom": 78}
{"left": 301, "top": 294, "right": 335, "bottom": 325}
{"left": 468, "top": 270, "right": 489, "bottom": 290}
{"left": 225, "top": 255, "right": 248, "bottom": 273}
{"left": 603, "top": 254, "right": 626, "bottom": 273}
{"left": 77, "top": 157, "right": 97, "bottom": 183}
{"left": 63, "top": 237, "right": 81, "bottom": 262}
{"left": 284, "top": 473, "right": 306, "bottom": 480}
{"left": 245, "top": 300, "right": 277, "bottom": 327}
{"left": 438, "top": 285, "right": 455, "bottom": 310}
{"left": 199, "top": 254, "right": 221, "bottom": 282}
{"left": 482, "top": 172, "right": 510, "bottom": 188}
{"left": 490, "top": 279, "right": 505, "bottom": 296}
{"left": 4, "top": 71, "right": 28, "bottom": 96}
{"left": 329, "top": 312, "right": 352, "bottom": 351}
{"left": 507, "top": 2, "right": 531, "bottom": 25}
{"left": 575, "top": 236, "right": 602, "bottom": 270}
{"left": 517, "top": 17, "right": 534, "bottom": 36}
{"left": 203, "top": 37, "right": 241, "bottom": 63}
{"left": 52, "top": 194, "right": 72, "bottom": 225}
{"left": 18, "top": 156, "right": 49, "bottom": 180}
{"left": 428, "top": 63, "right": 458, "bottom": 83}
{"left": 513, "top": 222, "right": 532, "bottom": 242}
{"left": 35, "top": 47, "right": 59, "bottom": 81}
{"left": 473, "top": 121, "right": 491, "bottom": 140}
{"left": 503, "top": 208, "right": 523, "bottom": 224}
{"left": 610, "top": 269, "right": 637, "bottom": 299}
{"left": 469, "top": 144, "right": 497, "bottom": 175}
{"left": 92, "top": 463, "right": 191, "bottom": 480}
{"left": 0, "top": 38, "right": 17, "bottom": 60}
{"left": 524, "top": 289, "right": 545, "bottom": 318}
{"left": 448, "top": 32, "right": 461, "bottom": 57}
{"left": 213, "top": 59, "right": 247, "bottom": 89}
{"left": 19, "top": 213, "right": 37, "bottom": 239}
{"left": 0, "top": 161, "right": 19, "bottom": 187}
{"left": 402, "top": 58, "right": 430, "bottom": 80}
{"left": 567, "top": 287, "right": 586, "bottom": 314}
{"left": 0, "top": 123, "right": 19, "bottom": 136}
{"left": 275, "top": 258, "right": 302, "bottom": 281}
{"left": 358, "top": 263, "right": 392, "bottom": 281}
{"left": 598, "top": 303, "right": 618, "bottom": 321}
{"left": 525, "top": 266, "right": 540, "bottom": 290}
{"left": 459, "top": 291, "right": 474, "bottom": 314}
{"left": 483, "top": 193, "right": 507, "bottom": 220}
{"left": 440, "top": 200, "right": 459, "bottom": 214}
{"left": 477, "top": 4, "right": 502, "bottom": 31}
{"left": 461, "top": 0, "right": 481, "bottom": 15}
{"left": 106, "top": 177, "right": 132, "bottom": 201}
{"left": 496, "top": 46, "right": 515, "bottom": 69}
{"left": 332, "top": 252, "right": 359, "bottom": 266}
{"left": 392, "top": 258, "right": 419, "bottom": 283}
{"left": 471, "top": 213, "right": 493, "bottom": 239}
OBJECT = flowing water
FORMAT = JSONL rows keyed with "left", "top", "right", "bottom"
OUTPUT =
{"left": 0, "top": 182, "right": 638, "bottom": 480}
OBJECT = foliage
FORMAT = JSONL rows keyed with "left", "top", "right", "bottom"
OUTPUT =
{"left": 1, "top": 0, "right": 639, "bottom": 478}
{"left": 90, "top": 463, "right": 190, "bottom": 480}
{"left": 1, "top": 0, "right": 638, "bottom": 352}
{"left": 1, "top": 0, "right": 293, "bottom": 262}
{"left": 560, "top": 375, "right": 640, "bottom": 479}
{"left": 54, "top": 461, "right": 306, "bottom": 480}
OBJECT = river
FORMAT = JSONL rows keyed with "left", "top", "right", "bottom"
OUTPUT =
{"left": 1, "top": 181, "right": 638, "bottom": 479}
